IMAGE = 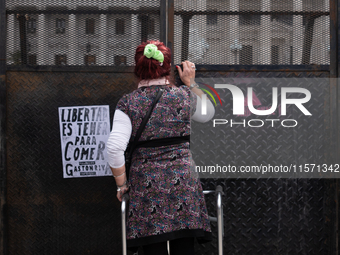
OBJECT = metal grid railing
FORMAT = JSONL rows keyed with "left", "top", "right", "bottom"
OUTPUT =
{"left": 6, "top": 0, "right": 330, "bottom": 67}
{"left": 6, "top": 0, "right": 161, "bottom": 66}
{"left": 174, "top": 0, "right": 330, "bottom": 65}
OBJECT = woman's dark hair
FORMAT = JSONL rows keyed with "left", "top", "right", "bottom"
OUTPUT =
{"left": 134, "top": 40, "right": 171, "bottom": 80}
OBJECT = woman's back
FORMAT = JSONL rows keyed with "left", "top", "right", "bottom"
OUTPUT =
{"left": 116, "top": 85, "right": 194, "bottom": 142}
{"left": 107, "top": 40, "right": 213, "bottom": 254}
{"left": 115, "top": 84, "right": 211, "bottom": 246}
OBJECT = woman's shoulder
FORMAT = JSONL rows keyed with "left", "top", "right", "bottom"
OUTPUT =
{"left": 117, "top": 85, "right": 191, "bottom": 104}
{"left": 116, "top": 87, "right": 152, "bottom": 110}
{"left": 118, "top": 88, "right": 143, "bottom": 103}
{"left": 167, "top": 84, "right": 191, "bottom": 95}
{"left": 116, "top": 91, "right": 138, "bottom": 112}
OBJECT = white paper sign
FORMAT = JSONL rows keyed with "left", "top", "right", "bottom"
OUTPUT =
{"left": 58, "top": 105, "right": 111, "bottom": 178}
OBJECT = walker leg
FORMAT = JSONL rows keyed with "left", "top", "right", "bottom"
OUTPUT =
{"left": 122, "top": 194, "right": 129, "bottom": 255}
{"left": 216, "top": 186, "right": 223, "bottom": 255}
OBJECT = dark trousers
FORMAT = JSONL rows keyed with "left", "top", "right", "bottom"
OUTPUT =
{"left": 142, "top": 237, "right": 195, "bottom": 255}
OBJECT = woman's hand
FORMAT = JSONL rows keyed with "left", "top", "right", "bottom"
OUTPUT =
{"left": 110, "top": 165, "right": 129, "bottom": 202}
{"left": 117, "top": 183, "right": 129, "bottom": 202}
{"left": 176, "top": 60, "right": 196, "bottom": 86}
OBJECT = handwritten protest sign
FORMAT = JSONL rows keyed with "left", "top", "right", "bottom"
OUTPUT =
{"left": 58, "top": 105, "right": 111, "bottom": 178}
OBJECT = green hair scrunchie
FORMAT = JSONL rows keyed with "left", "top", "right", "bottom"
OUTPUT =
{"left": 143, "top": 44, "right": 164, "bottom": 63}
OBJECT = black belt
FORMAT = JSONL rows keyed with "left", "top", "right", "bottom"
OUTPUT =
{"left": 135, "top": 135, "right": 190, "bottom": 148}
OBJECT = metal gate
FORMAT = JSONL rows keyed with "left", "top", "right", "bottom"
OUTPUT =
{"left": 0, "top": 0, "right": 338, "bottom": 254}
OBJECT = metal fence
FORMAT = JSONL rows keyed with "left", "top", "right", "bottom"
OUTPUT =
{"left": 0, "top": 0, "right": 339, "bottom": 254}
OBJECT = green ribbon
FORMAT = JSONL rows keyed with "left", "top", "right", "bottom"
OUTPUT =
{"left": 143, "top": 44, "right": 164, "bottom": 63}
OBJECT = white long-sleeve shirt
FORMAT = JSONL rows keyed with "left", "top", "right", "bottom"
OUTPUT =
{"left": 107, "top": 91, "right": 215, "bottom": 168}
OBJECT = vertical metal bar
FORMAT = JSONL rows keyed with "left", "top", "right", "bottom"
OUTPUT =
{"left": 330, "top": 0, "right": 337, "bottom": 78}
{"left": 121, "top": 195, "right": 128, "bottom": 255}
{"left": 180, "top": 15, "right": 192, "bottom": 62}
{"left": 336, "top": 0, "right": 340, "bottom": 254}
{"left": 17, "top": 15, "right": 27, "bottom": 65}
{"left": 141, "top": 14, "right": 149, "bottom": 43}
{"left": 217, "top": 192, "right": 223, "bottom": 255}
{"left": 216, "top": 186, "right": 223, "bottom": 255}
{"left": 168, "top": 0, "right": 174, "bottom": 66}
{"left": 0, "top": 0, "right": 7, "bottom": 254}
{"left": 330, "top": 0, "right": 339, "bottom": 253}
{"left": 301, "top": 15, "right": 315, "bottom": 65}
{"left": 160, "top": 0, "right": 168, "bottom": 46}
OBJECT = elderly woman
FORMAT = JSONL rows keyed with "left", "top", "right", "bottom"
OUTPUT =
{"left": 107, "top": 40, "right": 215, "bottom": 255}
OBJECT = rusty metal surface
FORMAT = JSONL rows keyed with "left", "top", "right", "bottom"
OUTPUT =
{"left": 5, "top": 69, "right": 337, "bottom": 255}
{"left": 6, "top": 71, "right": 136, "bottom": 254}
